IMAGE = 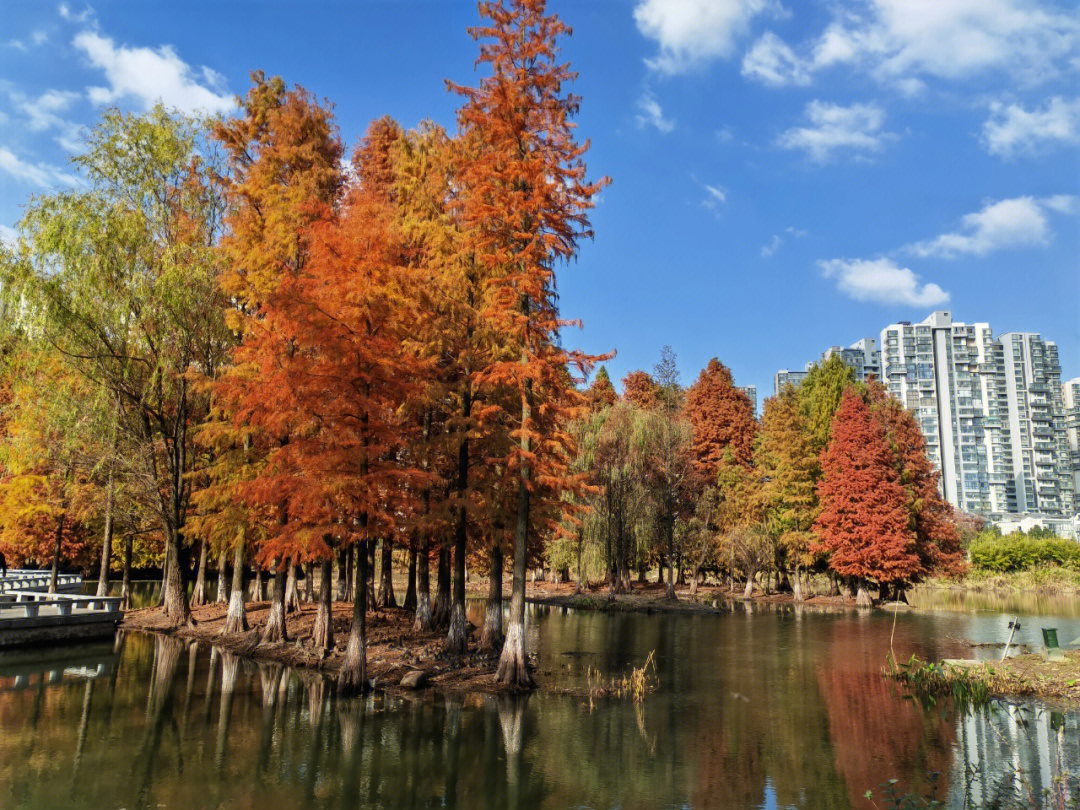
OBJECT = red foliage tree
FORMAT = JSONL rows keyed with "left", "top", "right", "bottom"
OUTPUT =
{"left": 814, "top": 391, "right": 917, "bottom": 605}
{"left": 866, "top": 381, "right": 966, "bottom": 585}
{"left": 683, "top": 358, "right": 757, "bottom": 478}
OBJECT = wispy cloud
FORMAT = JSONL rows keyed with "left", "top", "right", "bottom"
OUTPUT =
{"left": 982, "top": 96, "right": 1080, "bottom": 157}
{"left": 0, "top": 146, "right": 78, "bottom": 187}
{"left": 819, "top": 257, "right": 949, "bottom": 306}
{"left": 635, "top": 90, "right": 674, "bottom": 133}
{"left": 904, "top": 195, "right": 1076, "bottom": 258}
{"left": 761, "top": 226, "right": 807, "bottom": 257}
{"left": 777, "top": 100, "right": 895, "bottom": 162}
{"left": 695, "top": 179, "right": 727, "bottom": 218}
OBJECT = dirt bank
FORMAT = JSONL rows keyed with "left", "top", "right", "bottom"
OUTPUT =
{"left": 124, "top": 601, "right": 512, "bottom": 696}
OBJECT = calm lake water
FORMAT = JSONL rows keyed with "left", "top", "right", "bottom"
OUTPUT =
{"left": 2, "top": 598, "right": 1079, "bottom": 809}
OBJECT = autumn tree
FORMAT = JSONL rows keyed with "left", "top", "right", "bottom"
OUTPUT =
{"left": 211, "top": 73, "right": 344, "bottom": 645}
{"left": 450, "top": 0, "right": 608, "bottom": 687}
{"left": 815, "top": 391, "right": 917, "bottom": 606}
{"left": 756, "top": 387, "right": 819, "bottom": 600}
{"left": 866, "top": 381, "right": 965, "bottom": 594}
{"left": 585, "top": 366, "right": 617, "bottom": 412}
{"left": 684, "top": 357, "right": 757, "bottom": 478}
{"left": 622, "top": 370, "right": 660, "bottom": 410}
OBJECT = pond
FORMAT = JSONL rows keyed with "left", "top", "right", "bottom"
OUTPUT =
{"left": 1, "top": 600, "right": 1078, "bottom": 809}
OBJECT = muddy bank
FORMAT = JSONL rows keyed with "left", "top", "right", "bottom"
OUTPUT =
{"left": 123, "top": 600, "right": 650, "bottom": 700}
{"left": 124, "top": 602, "right": 513, "bottom": 697}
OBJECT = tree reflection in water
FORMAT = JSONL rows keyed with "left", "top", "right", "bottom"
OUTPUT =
{"left": 0, "top": 610, "right": 1076, "bottom": 809}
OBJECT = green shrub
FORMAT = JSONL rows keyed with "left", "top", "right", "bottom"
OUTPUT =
{"left": 969, "top": 530, "right": 1080, "bottom": 573}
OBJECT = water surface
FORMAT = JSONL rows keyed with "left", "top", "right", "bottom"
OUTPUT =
{"left": 2, "top": 601, "right": 1078, "bottom": 809}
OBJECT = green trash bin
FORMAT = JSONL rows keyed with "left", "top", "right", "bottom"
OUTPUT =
{"left": 1042, "top": 628, "right": 1059, "bottom": 648}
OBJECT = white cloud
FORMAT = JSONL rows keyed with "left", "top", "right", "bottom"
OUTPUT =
{"left": 32, "top": 31, "right": 48, "bottom": 46}
{"left": 0, "top": 146, "right": 78, "bottom": 187}
{"left": 776, "top": 100, "right": 894, "bottom": 162}
{"left": 742, "top": 31, "right": 811, "bottom": 86}
{"left": 905, "top": 195, "right": 1075, "bottom": 258}
{"left": 73, "top": 30, "right": 233, "bottom": 115}
{"left": 742, "top": 0, "right": 1080, "bottom": 90}
{"left": 635, "top": 90, "right": 674, "bottom": 133}
{"left": 819, "top": 257, "right": 949, "bottom": 306}
{"left": 0, "top": 225, "right": 17, "bottom": 248}
{"left": 761, "top": 225, "right": 807, "bottom": 257}
{"left": 982, "top": 96, "right": 1080, "bottom": 157}
{"left": 633, "top": 0, "right": 777, "bottom": 74}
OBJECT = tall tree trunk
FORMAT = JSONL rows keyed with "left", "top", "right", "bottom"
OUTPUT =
{"left": 339, "top": 540, "right": 369, "bottom": 694}
{"left": 445, "top": 408, "right": 470, "bottom": 654}
{"left": 262, "top": 560, "right": 288, "bottom": 643}
{"left": 665, "top": 518, "right": 676, "bottom": 601}
{"left": 574, "top": 527, "right": 584, "bottom": 595}
{"left": 191, "top": 540, "right": 209, "bottom": 607}
{"left": 96, "top": 473, "right": 115, "bottom": 597}
{"left": 251, "top": 567, "right": 264, "bottom": 602}
{"left": 120, "top": 534, "right": 133, "bottom": 610}
{"left": 433, "top": 542, "right": 451, "bottom": 629}
{"left": 497, "top": 357, "right": 534, "bottom": 689}
{"left": 215, "top": 547, "right": 228, "bottom": 605}
{"left": 414, "top": 530, "right": 432, "bottom": 632}
{"left": 336, "top": 547, "right": 349, "bottom": 601}
{"left": 744, "top": 569, "right": 754, "bottom": 599}
{"left": 285, "top": 558, "right": 300, "bottom": 614}
{"left": 445, "top": 515, "right": 468, "bottom": 654}
{"left": 222, "top": 542, "right": 248, "bottom": 635}
{"left": 793, "top": 564, "right": 804, "bottom": 602}
{"left": 49, "top": 513, "right": 65, "bottom": 595}
{"left": 312, "top": 558, "right": 334, "bottom": 651}
{"left": 378, "top": 539, "right": 396, "bottom": 608}
{"left": 479, "top": 546, "right": 503, "bottom": 653}
{"left": 855, "top": 580, "right": 873, "bottom": 607}
{"left": 365, "top": 543, "right": 375, "bottom": 606}
{"left": 403, "top": 544, "right": 417, "bottom": 612}
{"left": 303, "top": 561, "right": 314, "bottom": 603}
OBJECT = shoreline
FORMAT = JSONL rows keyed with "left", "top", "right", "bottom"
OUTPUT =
{"left": 889, "top": 651, "right": 1080, "bottom": 706}
{"left": 123, "top": 602, "right": 511, "bottom": 697}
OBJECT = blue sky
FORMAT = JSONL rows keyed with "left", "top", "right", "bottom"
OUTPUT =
{"left": 1, "top": 1, "right": 1078, "bottom": 402}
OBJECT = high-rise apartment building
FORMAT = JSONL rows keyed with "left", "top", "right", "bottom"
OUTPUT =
{"left": 1059, "top": 378, "right": 1080, "bottom": 512}
{"left": 881, "top": 311, "right": 1073, "bottom": 518}
{"left": 822, "top": 338, "right": 881, "bottom": 382}
{"left": 773, "top": 369, "right": 809, "bottom": 396}
{"left": 737, "top": 385, "right": 758, "bottom": 415}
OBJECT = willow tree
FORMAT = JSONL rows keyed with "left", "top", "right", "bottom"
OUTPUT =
{"left": 7, "top": 106, "right": 232, "bottom": 625}
{"left": 451, "top": 0, "right": 608, "bottom": 686}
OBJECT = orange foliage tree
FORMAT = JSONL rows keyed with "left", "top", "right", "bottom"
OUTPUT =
{"left": 450, "top": 0, "right": 608, "bottom": 686}
{"left": 684, "top": 357, "right": 757, "bottom": 478}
